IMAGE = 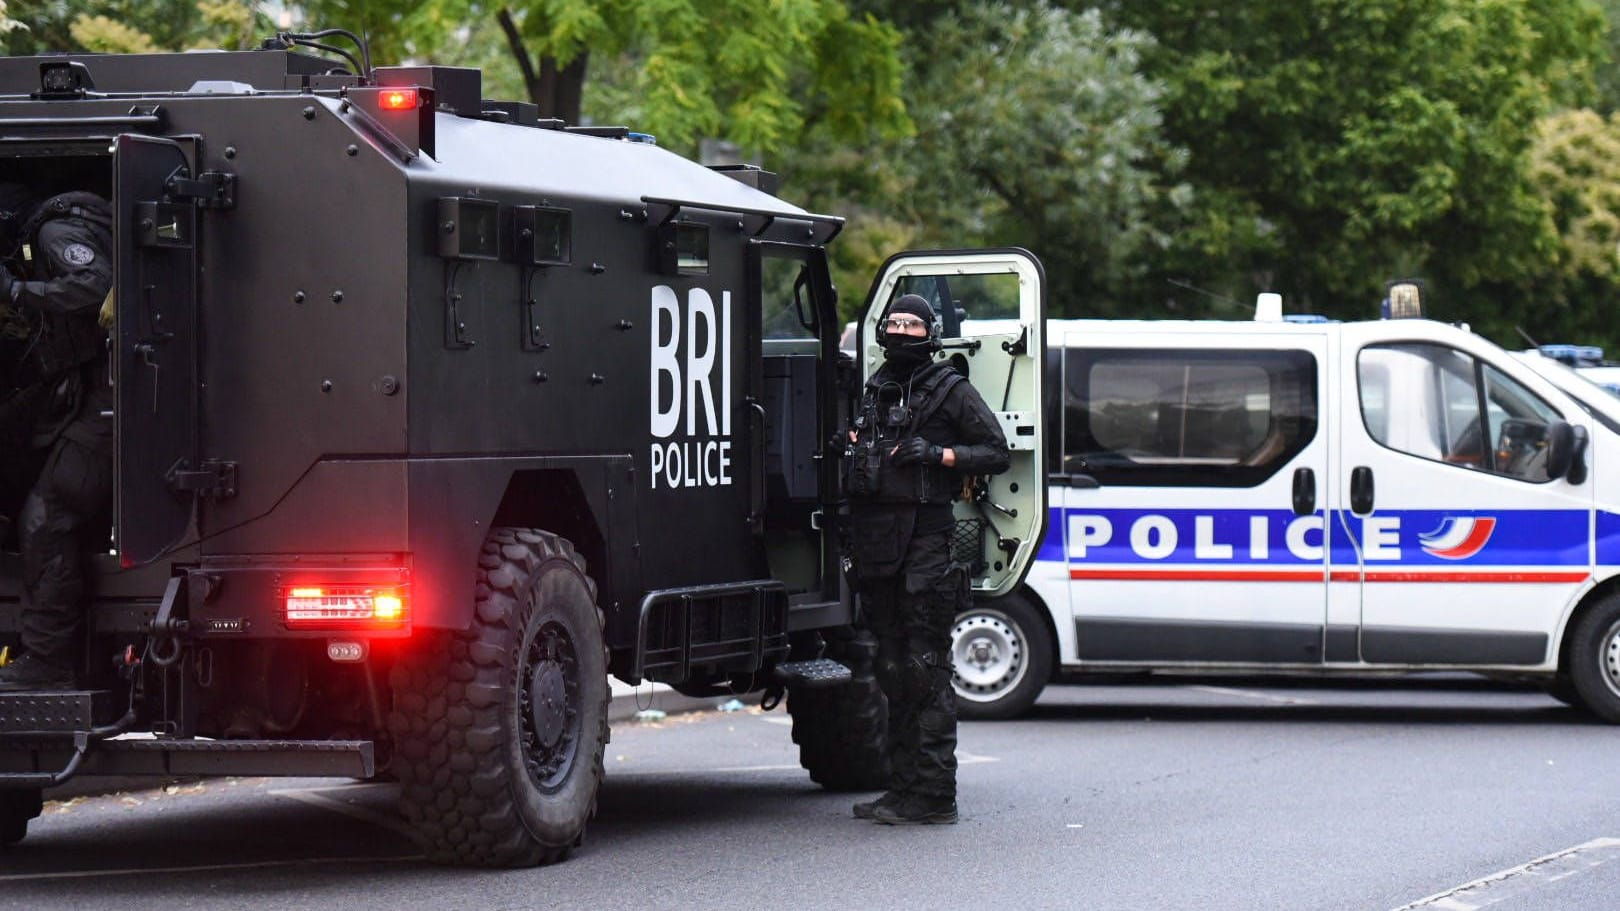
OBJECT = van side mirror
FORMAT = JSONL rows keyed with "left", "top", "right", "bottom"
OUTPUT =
{"left": 1568, "top": 425, "right": 1589, "bottom": 484}
{"left": 1544, "top": 421, "right": 1584, "bottom": 481}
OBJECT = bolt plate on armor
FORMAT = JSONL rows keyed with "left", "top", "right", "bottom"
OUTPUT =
{"left": 0, "top": 690, "right": 115, "bottom": 733}
{"left": 774, "top": 658, "right": 853, "bottom": 688}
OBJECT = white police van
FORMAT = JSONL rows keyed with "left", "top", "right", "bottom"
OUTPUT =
{"left": 952, "top": 288, "right": 1620, "bottom": 721}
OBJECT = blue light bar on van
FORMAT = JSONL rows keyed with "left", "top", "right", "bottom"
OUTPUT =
{"left": 1539, "top": 344, "right": 1604, "bottom": 367}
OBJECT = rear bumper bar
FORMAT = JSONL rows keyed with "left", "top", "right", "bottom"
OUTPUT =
{"left": 0, "top": 737, "right": 374, "bottom": 786}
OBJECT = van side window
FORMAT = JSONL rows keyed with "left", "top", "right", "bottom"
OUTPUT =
{"left": 1062, "top": 349, "right": 1317, "bottom": 487}
{"left": 1358, "top": 343, "right": 1563, "bottom": 482}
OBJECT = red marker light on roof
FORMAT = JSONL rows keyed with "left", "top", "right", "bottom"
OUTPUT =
{"left": 380, "top": 89, "right": 418, "bottom": 111}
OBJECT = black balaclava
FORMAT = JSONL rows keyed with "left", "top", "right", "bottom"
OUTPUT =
{"left": 879, "top": 293, "right": 939, "bottom": 371}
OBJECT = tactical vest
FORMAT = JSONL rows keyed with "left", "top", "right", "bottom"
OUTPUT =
{"left": 844, "top": 361, "right": 964, "bottom": 505}
{"left": 17, "top": 192, "right": 111, "bottom": 381}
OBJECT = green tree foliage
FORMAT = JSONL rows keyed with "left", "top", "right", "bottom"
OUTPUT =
{"left": 0, "top": 1, "right": 26, "bottom": 36}
{"left": 1102, "top": 0, "right": 1606, "bottom": 334}
{"left": 790, "top": 2, "right": 1181, "bottom": 320}
{"left": 288, "top": 0, "right": 911, "bottom": 157}
{"left": 1592, "top": 0, "right": 1620, "bottom": 112}
{"left": 905, "top": 4, "right": 1181, "bottom": 317}
{"left": 1522, "top": 109, "right": 1620, "bottom": 345}
{"left": 4, "top": 0, "right": 265, "bottom": 54}
{"left": 493, "top": 0, "right": 909, "bottom": 153}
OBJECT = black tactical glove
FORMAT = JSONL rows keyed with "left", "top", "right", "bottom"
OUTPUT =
{"left": 0, "top": 263, "right": 14, "bottom": 300}
{"left": 890, "top": 437, "right": 944, "bottom": 466}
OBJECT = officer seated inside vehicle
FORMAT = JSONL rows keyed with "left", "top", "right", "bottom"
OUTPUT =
{"left": 0, "top": 165, "right": 116, "bottom": 692}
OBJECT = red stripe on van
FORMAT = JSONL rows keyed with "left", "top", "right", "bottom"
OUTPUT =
{"left": 1067, "top": 569, "right": 1326, "bottom": 582}
{"left": 1361, "top": 570, "right": 1589, "bottom": 584}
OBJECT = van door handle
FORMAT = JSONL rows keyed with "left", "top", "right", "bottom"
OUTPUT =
{"left": 1291, "top": 467, "right": 1315, "bottom": 516}
{"left": 1350, "top": 466, "right": 1375, "bottom": 515}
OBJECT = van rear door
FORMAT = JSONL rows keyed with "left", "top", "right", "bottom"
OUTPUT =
{"left": 858, "top": 249, "right": 1047, "bottom": 596}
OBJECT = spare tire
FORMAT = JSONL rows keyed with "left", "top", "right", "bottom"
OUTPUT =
{"left": 789, "top": 628, "right": 889, "bottom": 791}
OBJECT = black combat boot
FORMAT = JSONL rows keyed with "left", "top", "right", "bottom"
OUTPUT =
{"left": 871, "top": 793, "right": 957, "bottom": 825}
{"left": 852, "top": 791, "right": 904, "bottom": 820}
{"left": 0, "top": 653, "right": 74, "bottom": 692}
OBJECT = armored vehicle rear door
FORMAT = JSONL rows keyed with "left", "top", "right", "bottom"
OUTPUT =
{"left": 113, "top": 135, "right": 202, "bottom": 565}
{"left": 858, "top": 249, "right": 1048, "bottom": 596}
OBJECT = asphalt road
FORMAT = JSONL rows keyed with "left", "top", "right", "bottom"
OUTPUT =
{"left": 2, "top": 678, "right": 1618, "bottom": 911}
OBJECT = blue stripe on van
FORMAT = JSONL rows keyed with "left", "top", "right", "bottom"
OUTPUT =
{"left": 1038, "top": 507, "right": 1590, "bottom": 567}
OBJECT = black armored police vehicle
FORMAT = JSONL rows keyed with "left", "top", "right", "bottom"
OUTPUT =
{"left": 0, "top": 35, "right": 1048, "bottom": 866}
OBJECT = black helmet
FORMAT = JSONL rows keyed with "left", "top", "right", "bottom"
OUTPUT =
{"left": 877, "top": 293, "right": 942, "bottom": 353}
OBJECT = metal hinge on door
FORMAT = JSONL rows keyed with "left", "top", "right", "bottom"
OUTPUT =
{"left": 165, "top": 168, "right": 236, "bottom": 210}
{"left": 166, "top": 459, "right": 238, "bottom": 499}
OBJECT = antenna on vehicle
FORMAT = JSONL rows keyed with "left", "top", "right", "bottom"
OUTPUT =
{"left": 1166, "top": 278, "right": 1238, "bottom": 307}
{"left": 1515, "top": 326, "right": 1541, "bottom": 349}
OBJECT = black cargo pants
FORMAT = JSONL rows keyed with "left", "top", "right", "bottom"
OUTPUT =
{"left": 850, "top": 505, "right": 966, "bottom": 800}
{"left": 17, "top": 370, "right": 112, "bottom": 667}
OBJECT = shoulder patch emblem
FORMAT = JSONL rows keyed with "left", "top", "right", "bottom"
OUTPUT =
{"left": 62, "top": 243, "right": 96, "bottom": 266}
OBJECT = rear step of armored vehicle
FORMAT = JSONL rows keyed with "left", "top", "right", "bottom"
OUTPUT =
{"left": 0, "top": 689, "right": 372, "bottom": 785}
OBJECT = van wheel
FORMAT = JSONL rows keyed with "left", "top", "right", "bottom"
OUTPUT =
{"left": 1565, "top": 594, "right": 1620, "bottom": 723}
{"left": 0, "top": 789, "right": 41, "bottom": 847}
{"left": 789, "top": 629, "right": 889, "bottom": 791}
{"left": 952, "top": 591, "right": 1052, "bottom": 720}
{"left": 389, "top": 528, "right": 610, "bottom": 866}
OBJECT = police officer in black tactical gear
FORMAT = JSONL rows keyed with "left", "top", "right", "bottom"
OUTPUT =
{"left": 0, "top": 185, "right": 115, "bottom": 692}
{"left": 843, "top": 292, "right": 1009, "bottom": 825}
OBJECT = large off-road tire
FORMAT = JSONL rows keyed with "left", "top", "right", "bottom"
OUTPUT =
{"left": 389, "top": 528, "right": 610, "bottom": 866}
{"left": 951, "top": 590, "right": 1053, "bottom": 720}
{"left": 0, "top": 789, "right": 41, "bottom": 847}
{"left": 1565, "top": 593, "right": 1620, "bottom": 723}
{"left": 789, "top": 629, "right": 889, "bottom": 791}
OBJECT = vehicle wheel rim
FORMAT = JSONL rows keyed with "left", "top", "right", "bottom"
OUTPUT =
{"left": 520, "top": 620, "right": 581, "bottom": 791}
{"left": 1602, "top": 620, "right": 1620, "bottom": 700}
{"left": 950, "top": 609, "right": 1027, "bottom": 704}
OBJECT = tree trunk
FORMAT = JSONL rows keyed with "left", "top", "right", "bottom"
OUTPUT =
{"left": 497, "top": 6, "right": 589, "bottom": 126}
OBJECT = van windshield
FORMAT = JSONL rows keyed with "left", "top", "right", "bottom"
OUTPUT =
{"left": 1513, "top": 352, "right": 1620, "bottom": 436}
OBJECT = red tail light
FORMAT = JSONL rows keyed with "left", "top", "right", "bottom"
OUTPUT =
{"left": 285, "top": 586, "right": 409, "bottom": 629}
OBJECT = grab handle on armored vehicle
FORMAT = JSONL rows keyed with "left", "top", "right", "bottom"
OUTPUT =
{"left": 1350, "top": 466, "right": 1375, "bottom": 516}
{"left": 0, "top": 108, "right": 164, "bottom": 133}
{"left": 744, "top": 396, "right": 767, "bottom": 532}
{"left": 1291, "top": 467, "right": 1316, "bottom": 516}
